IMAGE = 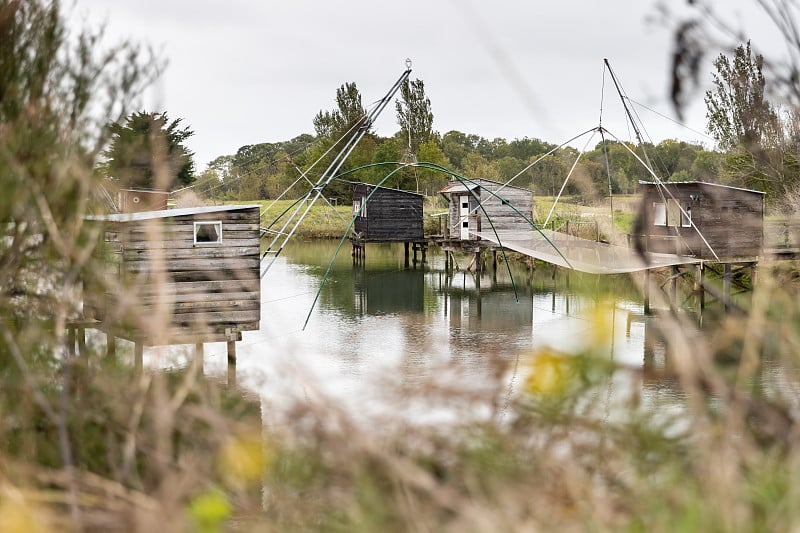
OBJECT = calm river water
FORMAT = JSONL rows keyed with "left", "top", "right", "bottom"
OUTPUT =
{"left": 147, "top": 240, "right": 685, "bottom": 426}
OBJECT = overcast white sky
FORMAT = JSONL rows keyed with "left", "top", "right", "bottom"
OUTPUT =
{"left": 69, "top": 0, "right": 786, "bottom": 170}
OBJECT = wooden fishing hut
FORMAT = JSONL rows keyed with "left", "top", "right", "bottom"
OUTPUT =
{"left": 83, "top": 204, "right": 261, "bottom": 367}
{"left": 350, "top": 183, "right": 426, "bottom": 265}
{"left": 437, "top": 178, "right": 533, "bottom": 271}
{"left": 635, "top": 181, "right": 764, "bottom": 312}
{"left": 636, "top": 181, "right": 764, "bottom": 260}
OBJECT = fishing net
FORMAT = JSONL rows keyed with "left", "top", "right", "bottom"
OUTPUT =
{"left": 476, "top": 229, "right": 702, "bottom": 274}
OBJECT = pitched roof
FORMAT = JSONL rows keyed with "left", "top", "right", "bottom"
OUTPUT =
{"left": 87, "top": 204, "right": 261, "bottom": 222}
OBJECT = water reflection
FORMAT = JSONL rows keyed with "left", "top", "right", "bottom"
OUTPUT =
{"left": 173, "top": 241, "right": 692, "bottom": 425}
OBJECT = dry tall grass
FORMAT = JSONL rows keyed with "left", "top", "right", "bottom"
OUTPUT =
{"left": 3, "top": 1, "right": 800, "bottom": 531}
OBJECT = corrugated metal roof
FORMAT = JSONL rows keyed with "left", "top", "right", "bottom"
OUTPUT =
{"left": 353, "top": 183, "right": 424, "bottom": 197}
{"left": 439, "top": 177, "right": 530, "bottom": 195}
{"left": 438, "top": 182, "right": 479, "bottom": 194}
{"left": 639, "top": 180, "right": 765, "bottom": 195}
{"left": 87, "top": 204, "right": 260, "bottom": 222}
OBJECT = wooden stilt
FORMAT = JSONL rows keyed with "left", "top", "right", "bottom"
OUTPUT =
{"left": 723, "top": 263, "right": 732, "bottom": 310}
{"left": 644, "top": 269, "right": 651, "bottom": 315}
{"left": 670, "top": 265, "right": 678, "bottom": 307}
{"left": 195, "top": 343, "right": 204, "bottom": 374}
{"left": 107, "top": 332, "right": 116, "bottom": 358}
{"left": 227, "top": 361, "right": 236, "bottom": 388}
{"left": 227, "top": 340, "right": 237, "bottom": 365}
{"left": 404, "top": 242, "right": 409, "bottom": 266}
{"left": 134, "top": 341, "right": 143, "bottom": 373}
{"left": 67, "top": 327, "right": 76, "bottom": 356}
{"left": 77, "top": 327, "right": 86, "bottom": 356}
{"left": 693, "top": 263, "right": 703, "bottom": 313}
{"left": 475, "top": 250, "right": 482, "bottom": 272}
{"left": 693, "top": 263, "right": 702, "bottom": 293}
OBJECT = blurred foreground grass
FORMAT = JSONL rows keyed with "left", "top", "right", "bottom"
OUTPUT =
{"left": 3, "top": 1, "right": 800, "bottom": 531}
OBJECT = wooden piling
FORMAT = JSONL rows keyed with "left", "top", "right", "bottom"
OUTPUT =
{"left": 723, "top": 263, "right": 732, "bottom": 310}
{"left": 134, "top": 341, "right": 143, "bottom": 373}
{"left": 227, "top": 340, "right": 237, "bottom": 365}
{"left": 670, "top": 265, "right": 678, "bottom": 307}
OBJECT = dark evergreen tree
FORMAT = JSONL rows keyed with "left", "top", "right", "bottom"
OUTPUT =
{"left": 105, "top": 111, "right": 195, "bottom": 190}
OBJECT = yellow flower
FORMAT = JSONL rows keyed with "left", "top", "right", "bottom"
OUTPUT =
{"left": 217, "top": 431, "right": 273, "bottom": 489}
{"left": 523, "top": 349, "right": 575, "bottom": 396}
{"left": 585, "top": 303, "right": 616, "bottom": 352}
{"left": 0, "top": 492, "right": 50, "bottom": 533}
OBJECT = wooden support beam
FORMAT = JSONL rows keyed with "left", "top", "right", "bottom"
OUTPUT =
{"left": 134, "top": 341, "right": 143, "bottom": 373}
{"left": 107, "top": 332, "right": 116, "bottom": 358}
{"left": 195, "top": 343, "right": 204, "bottom": 374}
{"left": 227, "top": 340, "right": 237, "bottom": 365}
{"left": 228, "top": 361, "right": 237, "bottom": 388}
{"left": 723, "top": 263, "right": 732, "bottom": 311}
{"left": 696, "top": 263, "right": 705, "bottom": 311}
{"left": 67, "top": 327, "right": 76, "bottom": 356}
{"left": 77, "top": 327, "right": 86, "bottom": 356}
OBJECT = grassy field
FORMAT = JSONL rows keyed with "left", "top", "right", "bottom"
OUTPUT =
{"left": 238, "top": 194, "right": 641, "bottom": 242}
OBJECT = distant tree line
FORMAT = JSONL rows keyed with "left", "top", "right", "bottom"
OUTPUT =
{"left": 190, "top": 39, "right": 798, "bottom": 213}
{"left": 195, "top": 99, "right": 720, "bottom": 205}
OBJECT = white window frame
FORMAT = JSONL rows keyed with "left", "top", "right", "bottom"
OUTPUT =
{"left": 193, "top": 221, "right": 223, "bottom": 245}
{"left": 653, "top": 202, "right": 667, "bottom": 226}
{"left": 353, "top": 199, "right": 367, "bottom": 218}
{"left": 681, "top": 204, "right": 692, "bottom": 227}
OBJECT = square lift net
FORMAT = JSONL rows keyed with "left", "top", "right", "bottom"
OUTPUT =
{"left": 475, "top": 229, "right": 702, "bottom": 275}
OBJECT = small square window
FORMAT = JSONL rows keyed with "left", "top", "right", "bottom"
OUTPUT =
{"left": 194, "top": 221, "right": 222, "bottom": 245}
{"left": 681, "top": 204, "right": 692, "bottom": 227}
{"left": 653, "top": 202, "right": 666, "bottom": 226}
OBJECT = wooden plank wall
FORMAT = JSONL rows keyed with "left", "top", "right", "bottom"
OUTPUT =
{"left": 642, "top": 183, "right": 763, "bottom": 259}
{"left": 87, "top": 207, "right": 261, "bottom": 343}
{"left": 476, "top": 180, "right": 533, "bottom": 234}
{"left": 444, "top": 180, "right": 532, "bottom": 239}
{"left": 354, "top": 185, "right": 423, "bottom": 241}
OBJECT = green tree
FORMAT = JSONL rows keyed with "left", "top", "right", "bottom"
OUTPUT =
{"left": 395, "top": 78, "right": 433, "bottom": 157}
{"left": 650, "top": 139, "right": 701, "bottom": 180}
{"left": 204, "top": 155, "right": 237, "bottom": 200}
{"left": 313, "top": 82, "right": 368, "bottom": 140}
{"left": 705, "top": 41, "right": 780, "bottom": 153}
{"left": 441, "top": 130, "right": 486, "bottom": 171}
{"left": 105, "top": 111, "right": 196, "bottom": 190}
{"left": 416, "top": 139, "right": 451, "bottom": 194}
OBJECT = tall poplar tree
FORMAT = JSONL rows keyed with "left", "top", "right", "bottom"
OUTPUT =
{"left": 705, "top": 41, "right": 780, "bottom": 153}
{"left": 395, "top": 78, "right": 433, "bottom": 156}
{"left": 313, "top": 82, "right": 368, "bottom": 140}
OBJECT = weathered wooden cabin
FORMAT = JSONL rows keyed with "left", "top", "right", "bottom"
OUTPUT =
{"left": 352, "top": 183, "right": 424, "bottom": 241}
{"left": 438, "top": 178, "right": 533, "bottom": 242}
{"left": 351, "top": 183, "right": 425, "bottom": 263}
{"left": 84, "top": 204, "right": 261, "bottom": 361}
{"left": 637, "top": 181, "right": 764, "bottom": 260}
